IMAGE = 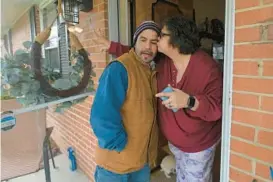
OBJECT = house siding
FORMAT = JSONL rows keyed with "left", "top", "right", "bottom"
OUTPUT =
{"left": 230, "top": 1, "right": 273, "bottom": 182}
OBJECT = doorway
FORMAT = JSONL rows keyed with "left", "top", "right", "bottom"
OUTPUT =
{"left": 108, "top": 0, "right": 234, "bottom": 181}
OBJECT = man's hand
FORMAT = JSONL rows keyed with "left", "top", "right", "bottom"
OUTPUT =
{"left": 92, "top": 28, "right": 111, "bottom": 52}
{"left": 155, "top": 85, "right": 189, "bottom": 110}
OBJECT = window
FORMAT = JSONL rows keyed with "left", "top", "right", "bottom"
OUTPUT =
{"left": 108, "top": 0, "right": 131, "bottom": 46}
{"left": 1, "top": 29, "right": 13, "bottom": 55}
{"left": 118, "top": 0, "right": 132, "bottom": 45}
{"left": 42, "top": 3, "right": 61, "bottom": 72}
{"left": 40, "top": 1, "right": 70, "bottom": 75}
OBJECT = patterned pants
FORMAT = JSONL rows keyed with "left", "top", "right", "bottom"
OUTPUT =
{"left": 169, "top": 142, "right": 219, "bottom": 182}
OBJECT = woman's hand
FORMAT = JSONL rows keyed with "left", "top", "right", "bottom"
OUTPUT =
{"left": 155, "top": 85, "right": 189, "bottom": 110}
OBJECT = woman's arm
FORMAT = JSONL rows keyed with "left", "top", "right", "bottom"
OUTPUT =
{"left": 108, "top": 42, "right": 130, "bottom": 57}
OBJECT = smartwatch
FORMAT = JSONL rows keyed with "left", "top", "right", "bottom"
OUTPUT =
{"left": 186, "top": 96, "right": 195, "bottom": 109}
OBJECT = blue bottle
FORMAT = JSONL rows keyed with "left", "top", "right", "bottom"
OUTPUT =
{"left": 67, "top": 147, "right": 77, "bottom": 171}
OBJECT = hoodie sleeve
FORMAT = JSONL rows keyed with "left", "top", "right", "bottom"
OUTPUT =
{"left": 186, "top": 65, "right": 223, "bottom": 122}
{"left": 90, "top": 61, "right": 128, "bottom": 152}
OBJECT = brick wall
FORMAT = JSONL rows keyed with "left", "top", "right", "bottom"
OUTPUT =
{"left": 230, "top": 1, "right": 273, "bottom": 182}
{"left": 46, "top": 0, "right": 109, "bottom": 181}
{"left": 11, "top": 12, "right": 31, "bottom": 52}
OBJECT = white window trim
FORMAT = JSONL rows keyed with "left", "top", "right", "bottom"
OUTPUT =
{"left": 108, "top": 0, "right": 131, "bottom": 60}
{"left": 108, "top": 0, "right": 119, "bottom": 43}
{"left": 39, "top": 0, "right": 55, "bottom": 10}
{"left": 38, "top": 0, "right": 56, "bottom": 59}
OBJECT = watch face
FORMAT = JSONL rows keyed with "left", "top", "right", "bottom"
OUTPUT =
{"left": 188, "top": 96, "right": 195, "bottom": 108}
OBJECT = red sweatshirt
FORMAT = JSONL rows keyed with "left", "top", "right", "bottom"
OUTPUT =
{"left": 109, "top": 42, "right": 223, "bottom": 152}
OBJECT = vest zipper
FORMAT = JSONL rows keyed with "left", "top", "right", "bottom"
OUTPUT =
{"left": 147, "top": 71, "right": 157, "bottom": 165}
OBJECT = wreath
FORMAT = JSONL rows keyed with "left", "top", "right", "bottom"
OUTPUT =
{"left": 1, "top": 39, "right": 95, "bottom": 113}
{"left": 1, "top": 0, "right": 96, "bottom": 113}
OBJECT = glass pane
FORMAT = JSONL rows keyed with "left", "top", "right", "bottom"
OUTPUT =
{"left": 118, "top": 0, "right": 130, "bottom": 45}
{"left": 47, "top": 21, "right": 59, "bottom": 48}
{"left": 43, "top": 3, "right": 59, "bottom": 48}
{"left": 45, "top": 48, "right": 60, "bottom": 71}
{"left": 0, "top": 0, "right": 94, "bottom": 111}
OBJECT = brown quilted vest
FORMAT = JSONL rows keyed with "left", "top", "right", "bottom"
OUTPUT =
{"left": 94, "top": 49, "right": 158, "bottom": 174}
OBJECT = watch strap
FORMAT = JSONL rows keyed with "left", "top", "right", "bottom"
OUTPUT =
{"left": 187, "top": 96, "right": 195, "bottom": 109}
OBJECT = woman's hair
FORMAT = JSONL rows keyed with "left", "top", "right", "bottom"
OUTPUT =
{"left": 163, "top": 16, "right": 200, "bottom": 54}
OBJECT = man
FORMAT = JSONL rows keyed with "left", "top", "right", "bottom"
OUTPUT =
{"left": 90, "top": 21, "right": 160, "bottom": 182}
{"left": 99, "top": 16, "right": 223, "bottom": 182}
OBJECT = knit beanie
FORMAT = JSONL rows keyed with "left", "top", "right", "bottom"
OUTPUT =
{"left": 133, "top": 21, "right": 161, "bottom": 45}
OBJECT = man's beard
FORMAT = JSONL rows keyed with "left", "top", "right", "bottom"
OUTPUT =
{"left": 140, "top": 50, "right": 154, "bottom": 63}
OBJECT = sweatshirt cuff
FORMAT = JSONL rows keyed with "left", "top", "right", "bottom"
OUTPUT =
{"left": 114, "top": 131, "right": 128, "bottom": 152}
{"left": 186, "top": 95, "right": 209, "bottom": 120}
{"left": 108, "top": 41, "right": 117, "bottom": 54}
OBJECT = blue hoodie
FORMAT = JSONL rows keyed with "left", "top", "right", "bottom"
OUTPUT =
{"left": 90, "top": 61, "right": 128, "bottom": 152}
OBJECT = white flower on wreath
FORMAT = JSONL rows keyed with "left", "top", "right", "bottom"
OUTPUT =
{"left": 3, "top": 84, "right": 11, "bottom": 90}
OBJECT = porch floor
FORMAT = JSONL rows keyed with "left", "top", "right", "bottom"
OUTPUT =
{"left": 3, "top": 153, "right": 176, "bottom": 182}
{"left": 151, "top": 169, "right": 176, "bottom": 182}
{"left": 5, "top": 154, "right": 89, "bottom": 182}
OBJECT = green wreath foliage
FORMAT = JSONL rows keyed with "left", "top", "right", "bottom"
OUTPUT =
{"left": 1, "top": 41, "right": 95, "bottom": 113}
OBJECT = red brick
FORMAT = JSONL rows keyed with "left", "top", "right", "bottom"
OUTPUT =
{"left": 234, "top": 43, "right": 273, "bottom": 59}
{"left": 98, "top": 3, "right": 107, "bottom": 11}
{"left": 90, "top": 11, "right": 106, "bottom": 22}
{"left": 268, "top": 24, "right": 273, "bottom": 40}
{"left": 232, "top": 108, "right": 273, "bottom": 129}
{"left": 90, "top": 19, "right": 108, "bottom": 29}
{"left": 264, "top": 0, "right": 273, "bottom": 4}
{"left": 230, "top": 153, "right": 253, "bottom": 172}
{"left": 255, "top": 162, "right": 271, "bottom": 179}
{"left": 89, "top": 53, "right": 107, "bottom": 61}
{"left": 87, "top": 46, "right": 102, "bottom": 53}
{"left": 81, "top": 40, "right": 94, "bottom": 48}
{"left": 235, "top": 7, "right": 273, "bottom": 27}
{"left": 236, "top": 0, "right": 260, "bottom": 10}
{"left": 235, "top": 27, "right": 261, "bottom": 42}
{"left": 263, "top": 60, "right": 273, "bottom": 76}
{"left": 11, "top": 12, "right": 31, "bottom": 52}
{"left": 95, "top": 61, "right": 107, "bottom": 68}
{"left": 230, "top": 167, "right": 253, "bottom": 182}
{"left": 231, "top": 123, "right": 256, "bottom": 141}
{"left": 82, "top": 32, "right": 94, "bottom": 40}
{"left": 233, "top": 61, "right": 259, "bottom": 76}
{"left": 230, "top": 138, "right": 273, "bottom": 163}
{"left": 93, "top": 69, "right": 104, "bottom": 81}
{"left": 257, "top": 130, "right": 273, "bottom": 147}
{"left": 93, "top": 0, "right": 103, "bottom": 6}
{"left": 261, "top": 96, "right": 273, "bottom": 112}
{"left": 232, "top": 92, "right": 259, "bottom": 109}
{"left": 233, "top": 77, "right": 273, "bottom": 94}
{"left": 91, "top": 6, "right": 99, "bottom": 13}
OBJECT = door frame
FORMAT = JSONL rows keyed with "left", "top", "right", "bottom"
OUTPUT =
{"left": 220, "top": 0, "right": 235, "bottom": 181}
{"left": 108, "top": 0, "right": 235, "bottom": 181}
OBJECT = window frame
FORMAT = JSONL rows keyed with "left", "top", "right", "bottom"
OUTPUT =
{"left": 39, "top": 0, "right": 70, "bottom": 74}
